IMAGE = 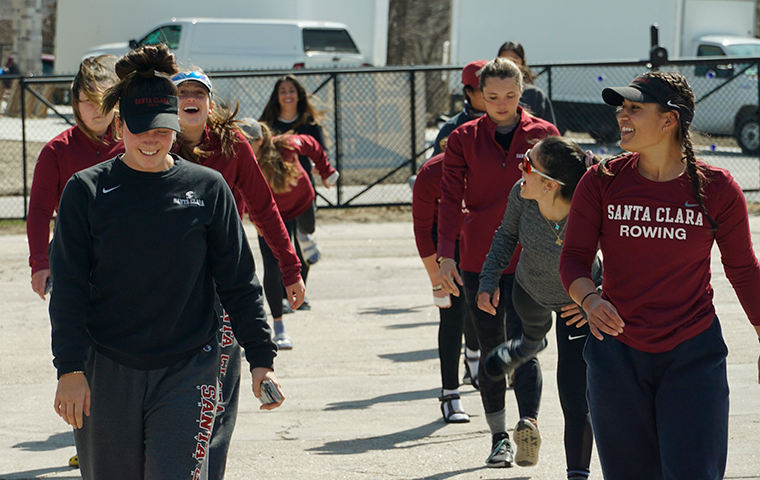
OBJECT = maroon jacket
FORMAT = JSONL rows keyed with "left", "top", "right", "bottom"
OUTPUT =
{"left": 28, "top": 125, "right": 124, "bottom": 274}
{"left": 437, "top": 108, "right": 559, "bottom": 273}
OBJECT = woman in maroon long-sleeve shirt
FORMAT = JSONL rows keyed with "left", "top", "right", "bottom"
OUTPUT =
{"left": 560, "top": 71, "right": 760, "bottom": 480}
{"left": 27, "top": 56, "right": 123, "bottom": 300}
{"left": 437, "top": 57, "right": 559, "bottom": 469}
{"left": 170, "top": 71, "right": 303, "bottom": 480}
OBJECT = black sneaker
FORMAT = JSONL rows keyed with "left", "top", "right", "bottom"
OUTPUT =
{"left": 486, "top": 433, "right": 514, "bottom": 468}
{"left": 484, "top": 338, "right": 547, "bottom": 381}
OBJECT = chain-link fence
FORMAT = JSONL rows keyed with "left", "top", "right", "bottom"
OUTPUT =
{"left": 2, "top": 58, "right": 760, "bottom": 219}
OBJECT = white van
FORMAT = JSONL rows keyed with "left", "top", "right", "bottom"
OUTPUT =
{"left": 83, "top": 18, "right": 368, "bottom": 71}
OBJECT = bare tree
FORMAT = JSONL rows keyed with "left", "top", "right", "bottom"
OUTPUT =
{"left": 387, "top": 0, "right": 451, "bottom": 66}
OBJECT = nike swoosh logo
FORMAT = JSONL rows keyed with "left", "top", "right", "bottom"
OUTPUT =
{"left": 568, "top": 335, "right": 587, "bottom": 341}
{"left": 102, "top": 185, "right": 121, "bottom": 194}
{"left": 667, "top": 100, "right": 678, "bottom": 108}
{"left": 684, "top": 202, "right": 699, "bottom": 207}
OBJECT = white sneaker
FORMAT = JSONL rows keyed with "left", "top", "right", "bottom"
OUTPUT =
{"left": 297, "top": 231, "right": 321, "bottom": 265}
{"left": 274, "top": 333, "right": 293, "bottom": 350}
{"left": 514, "top": 417, "right": 542, "bottom": 467}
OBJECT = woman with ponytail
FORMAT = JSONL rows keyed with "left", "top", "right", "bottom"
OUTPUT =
{"left": 239, "top": 118, "right": 337, "bottom": 349}
{"left": 560, "top": 71, "right": 760, "bottom": 480}
{"left": 477, "top": 136, "right": 599, "bottom": 480}
{"left": 27, "top": 56, "right": 122, "bottom": 300}
{"left": 169, "top": 70, "right": 304, "bottom": 480}
{"left": 49, "top": 44, "right": 282, "bottom": 480}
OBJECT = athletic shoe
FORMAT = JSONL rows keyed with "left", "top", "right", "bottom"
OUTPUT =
{"left": 274, "top": 333, "right": 293, "bottom": 350}
{"left": 513, "top": 417, "right": 542, "bottom": 467}
{"left": 282, "top": 299, "right": 294, "bottom": 315}
{"left": 486, "top": 433, "right": 514, "bottom": 468}
{"left": 297, "top": 299, "right": 311, "bottom": 311}
{"left": 483, "top": 338, "right": 547, "bottom": 381}
{"left": 69, "top": 455, "right": 79, "bottom": 468}
{"left": 297, "top": 232, "right": 322, "bottom": 265}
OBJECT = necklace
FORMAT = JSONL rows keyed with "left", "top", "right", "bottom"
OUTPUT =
{"left": 542, "top": 214, "right": 567, "bottom": 245}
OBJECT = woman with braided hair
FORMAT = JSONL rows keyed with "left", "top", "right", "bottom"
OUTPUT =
{"left": 560, "top": 71, "right": 760, "bottom": 480}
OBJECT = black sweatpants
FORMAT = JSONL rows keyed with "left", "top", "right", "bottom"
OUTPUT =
{"left": 462, "top": 271, "right": 542, "bottom": 419}
{"left": 75, "top": 343, "right": 220, "bottom": 480}
{"left": 511, "top": 280, "right": 593, "bottom": 477}
{"left": 207, "top": 306, "right": 242, "bottom": 480}
{"left": 259, "top": 220, "right": 297, "bottom": 318}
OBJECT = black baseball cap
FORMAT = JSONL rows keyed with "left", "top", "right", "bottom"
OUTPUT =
{"left": 602, "top": 75, "right": 693, "bottom": 123}
{"left": 119, "top": 95, "right": 181, "bottom": 134}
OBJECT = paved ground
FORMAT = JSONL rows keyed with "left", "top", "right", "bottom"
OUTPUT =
{"left": 0, "top": 217, "right": 759, "bottom": 480}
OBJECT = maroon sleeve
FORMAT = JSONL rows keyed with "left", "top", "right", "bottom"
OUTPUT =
{"left": 712, "top": 174, "right": 760, "bottom": 325}
{"left": 437, "top": 130, "right": 468, "bottom": 260}
{"left": 27, "top": 141, "right": 62, "bottom": 273}
{"left": 412, "top": 156, "right": 442, "bottom": 258}
{"left": 290, "top": 135, "right": 336, "bottom": 179}
{"left": 560, "top": 168, "right": 603, "bottom": 292}
{"left": 233, "top": 134, "right": 303, "bottom": 286}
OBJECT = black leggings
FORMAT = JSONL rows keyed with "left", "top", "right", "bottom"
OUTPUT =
{"left": 438, "top": 278, "right": 479, "bottom": 390}
{"left": 511, "top": 280, "right": 593, "bottom": 476}
{"left": 462, "top": 271, "right": 542, "bottom": 419}
{"left": 259, "top": 220, "right": 297, "bottom": 318}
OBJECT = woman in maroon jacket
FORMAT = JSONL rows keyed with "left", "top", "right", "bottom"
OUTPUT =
{"left": 560, "top": 71, "right": 760, "bottom": 480}
{"left": 437, "top": 57, "right": 559, "bottom": 469}
{"left": 27, "top": 56, "right": 122, "bottom": 300}
{"left": 240, "top": 118, "right": 338, "bottom": 349}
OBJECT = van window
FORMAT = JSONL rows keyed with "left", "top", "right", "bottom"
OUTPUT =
{"left": 303, "top": 29, "right": 359, "bottom": 54}
{"left": 139, "top": 25, "right": 182, "bottom": 50}
{"left": 697, "top": 45, "right": 725, "bottom": 57}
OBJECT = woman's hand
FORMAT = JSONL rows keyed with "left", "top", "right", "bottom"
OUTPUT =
{"left": 251, "top": 367, "right": 284, "bottom": 411}
{"left": 433, "top": 287, "right": 451, "bottom": 309}
{"left": 284, "top": 279, "right": 306, "bottom": 310}
{"left": 560, "top": 302, "right": 587, "bottom": 327}
{"left": 437, "top": 258, "right": 462, "bottom": 296}
{"left": 583, "top": 294, "right": 624, "bottom": 341}
{"left": 476, "top": 291, "right": 499, "bottom": 316}
{"left": 31, "top": 269, "right": 50, "bottom": 300}
{"left": 54, "top": 372, "right": 90, "bottom": 429}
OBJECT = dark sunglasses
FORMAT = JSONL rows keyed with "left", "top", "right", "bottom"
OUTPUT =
{"left": 522, "top": 149, "right": 566, "bottom": 185}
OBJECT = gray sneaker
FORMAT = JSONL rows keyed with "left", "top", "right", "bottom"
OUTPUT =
{"left": 274, "top": 333, "right": 293, "bottom": 350}
{"left": 486, "top": 434, "right": 514, "bottom": 468}
{"left": 514, "top": 417, "right": 542, "bottom": 467}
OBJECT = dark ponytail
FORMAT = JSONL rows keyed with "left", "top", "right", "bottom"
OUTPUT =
{"left": 535, "top": 136, "right": 597, "bottom": 200}
{"left": 101, "top": 44, "right": 178, "bottom": 117}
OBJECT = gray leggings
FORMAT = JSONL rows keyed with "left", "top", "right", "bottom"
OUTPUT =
{"left": 511, "top": 280, "right": 593, "bottom": 476}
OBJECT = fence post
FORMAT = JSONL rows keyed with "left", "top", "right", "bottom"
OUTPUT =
{"left": 20, "top": 77, "right": 29, "bottom": 220}
{"left": 332, "top": 72, "right": 342, "bottom": 206}
{"left": 409, "top": 70, "right": 417, "bottom": 175}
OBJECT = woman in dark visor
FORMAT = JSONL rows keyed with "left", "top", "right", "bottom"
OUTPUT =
{"left": 560, "top": 71, "right": 760, "bottom": 480}
{"left": 49, "top": 44, "right": 282, "bottom": 480}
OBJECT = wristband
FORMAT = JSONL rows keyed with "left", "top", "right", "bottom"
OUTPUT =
{"left": 434, "top": 294, "right": 451, "bottom": 308}
{"left": 432, "top": 285, "right": 443, "bottom": 291}
{"left": 580, "top": 291, "right": 599, "bottom": 307}
{"left": 60, "top": 371, "right": 84, "bottom": 377}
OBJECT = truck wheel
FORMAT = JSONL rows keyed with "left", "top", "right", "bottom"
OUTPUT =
{"left": 735, "top": 113, "right": 760, "bottom": 155}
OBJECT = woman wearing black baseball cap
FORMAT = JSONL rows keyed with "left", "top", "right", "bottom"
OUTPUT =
{"left": 561, "top": 71, "right": 760, "bottom": 479}
{"left": 49, "top": 44, "right": 283, "bottom": 480}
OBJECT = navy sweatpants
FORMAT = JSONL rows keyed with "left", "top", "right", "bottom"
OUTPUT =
{"left": 75, "top": 343, "right": 221, "bottom": 480}
{"left": 585, "top": 316, "right": 729, "bottom": 480}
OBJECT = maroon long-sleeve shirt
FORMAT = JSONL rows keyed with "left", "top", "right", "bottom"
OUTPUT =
{"left": 173, "top": 126, "right": 301, "bottom": 286}
{"left": 270, "top": 134, "right": 336, "bottom": 222}
{"left": 27, "top": 125, "right": 124, "bottom": 274}
{"left": 560, "top": 153, "right": 760, "bottom": 352}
